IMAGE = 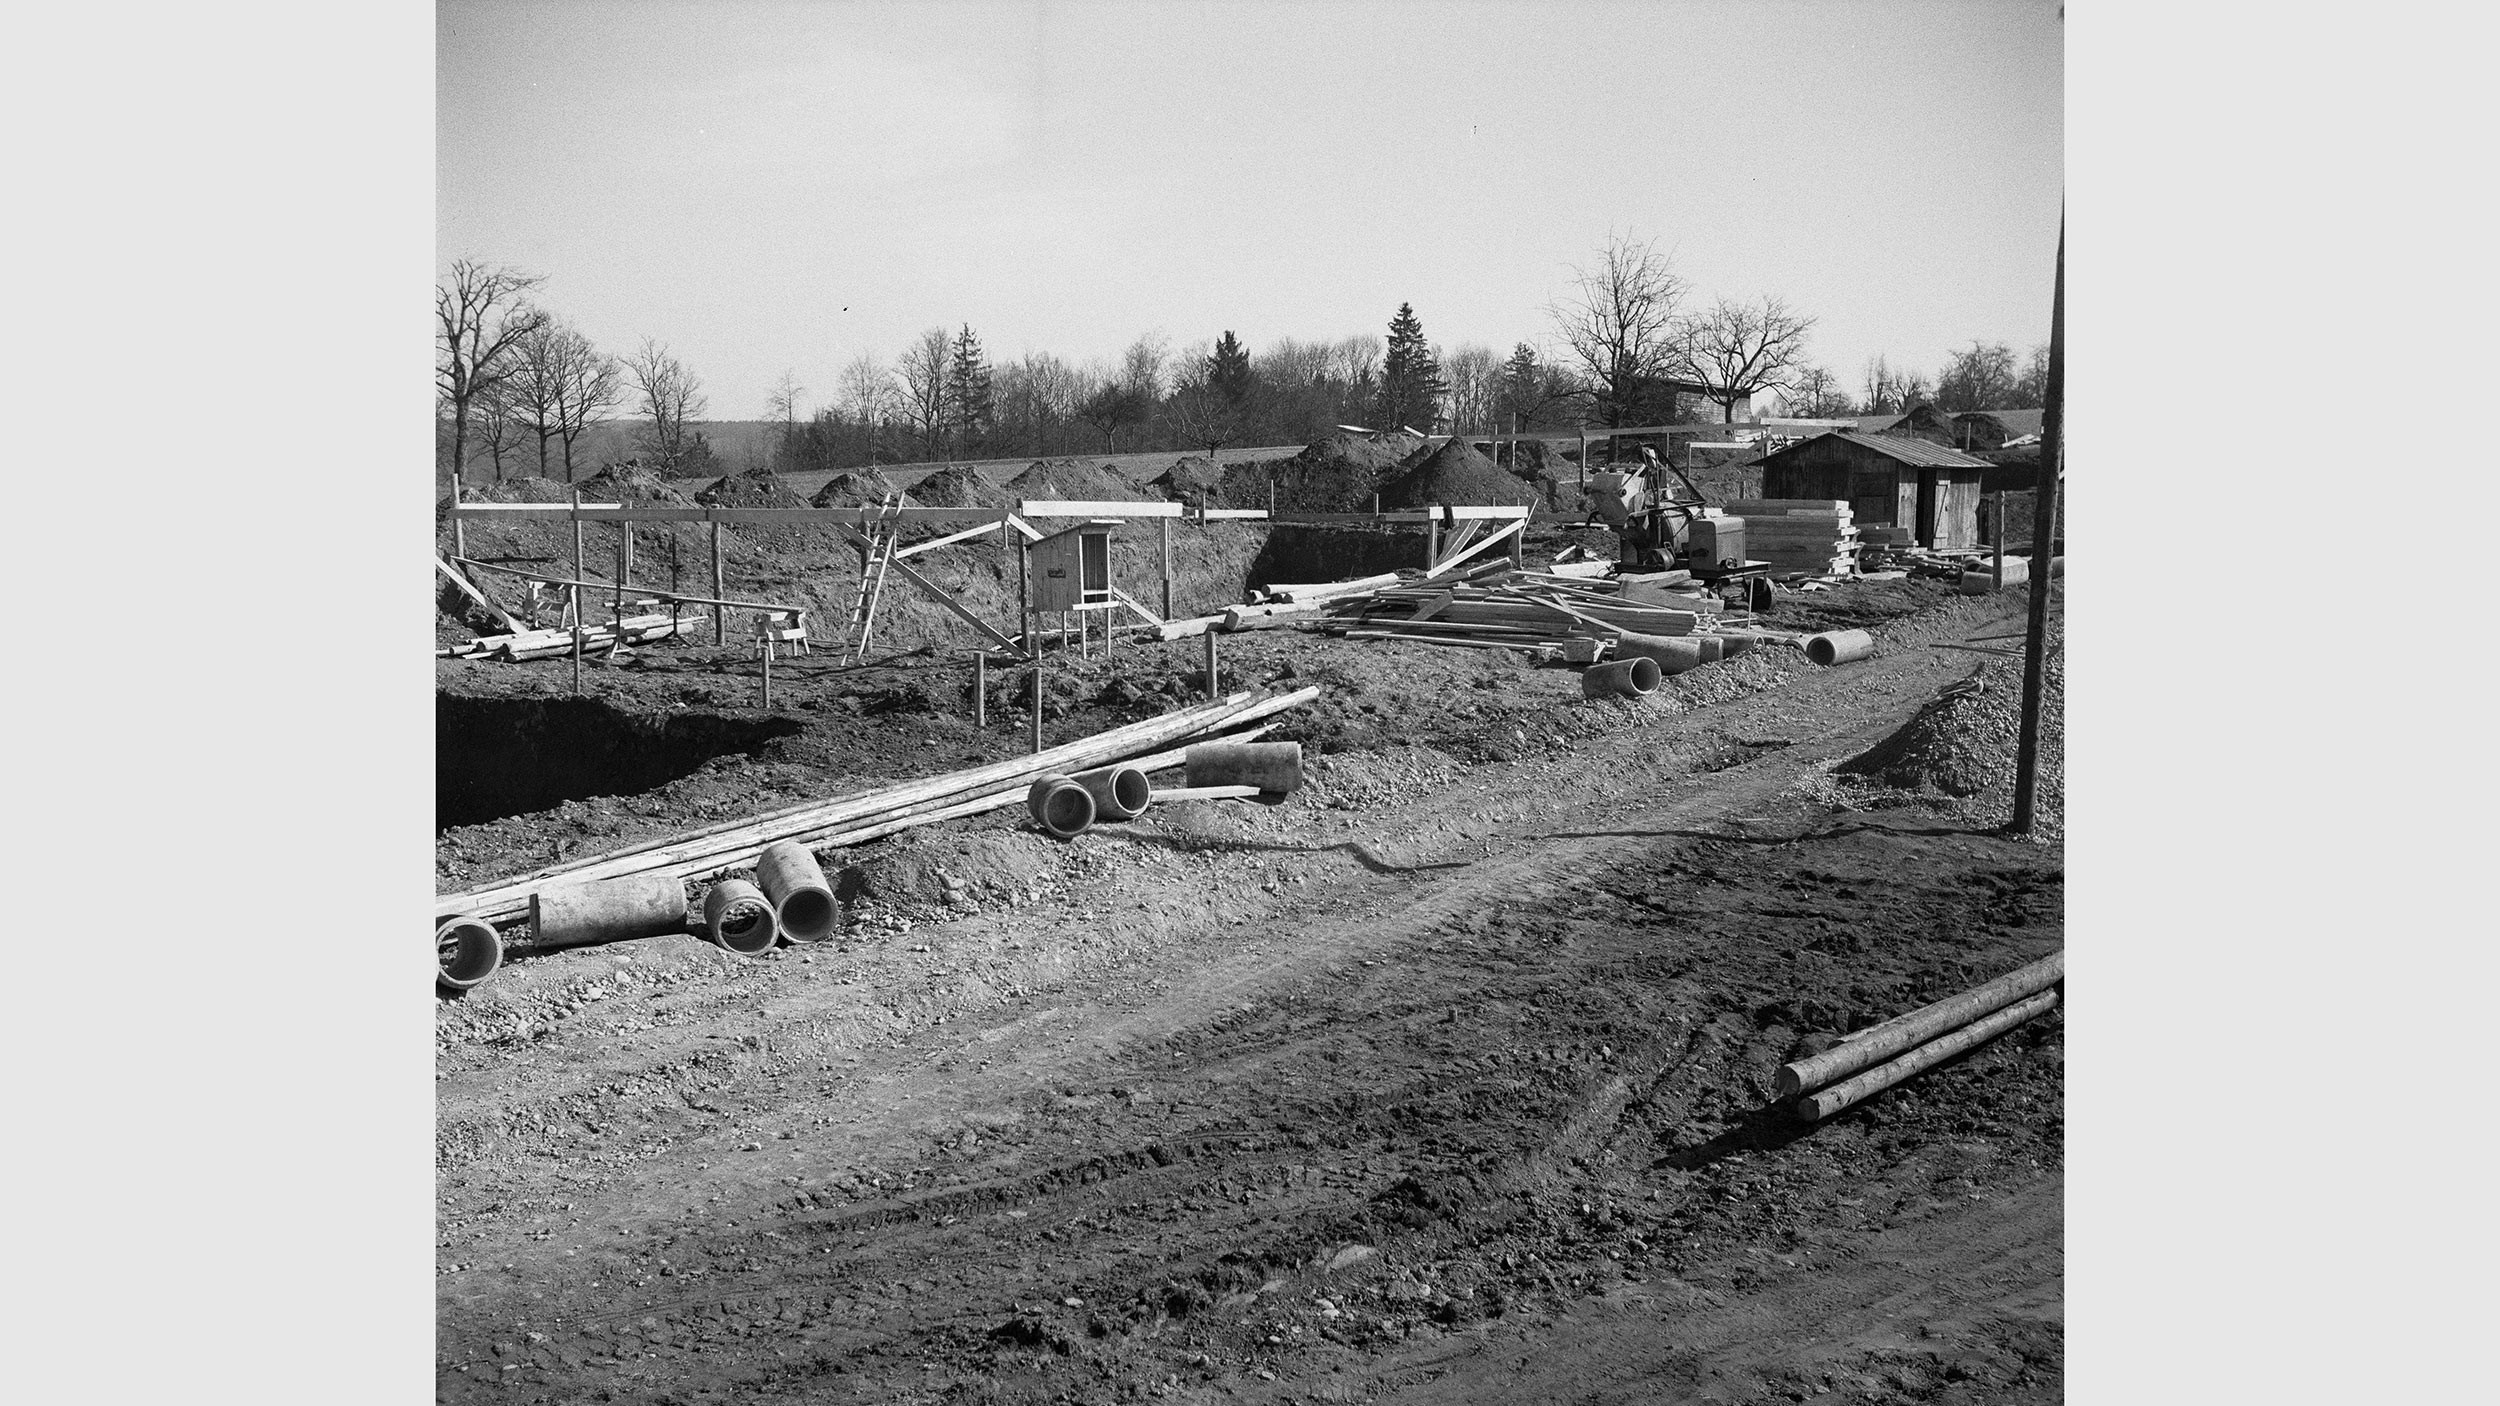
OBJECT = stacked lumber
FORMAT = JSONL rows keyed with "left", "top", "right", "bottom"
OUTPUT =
{"left": 440, "top": 612, "right": 707, "bottom": 661}
{"left": 1722, "top": 500, "right": 1858, "bottom": 577}
{"left": 1777, "top": 952, "right": 2063, "bottom": 1121}
{"left": 437, "top": 687, "right": 1322, "bottom": 929}
{"left": 1317, "top": 570, "right": 1708, "bottom": 663}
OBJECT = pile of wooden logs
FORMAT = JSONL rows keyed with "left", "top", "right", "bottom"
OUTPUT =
{"left": 1777, "top": 951, "right": 2063, "bottom": 1121}
{"left": 1315, "top": 569, "right": 1724, "bottom": 664}
{"left": 435, "top": 686, "right": 1322, "bottom": 931}
{"left": 437, "top": 612, "right": 707, "bottom": 661}
{"left": 1723, "top": 500, "right": 1859, "bottom": 578}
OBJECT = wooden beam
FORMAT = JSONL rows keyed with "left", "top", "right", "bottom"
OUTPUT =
{"left": 893, "top": 519, "right": 1005, "bottom": 559}
{"left": 451, "top": 557, "right": 797, "bottom": 615}
{"left": 1421, "top": 518, "right": 1524, "bottom": 580}
{"left": 450, "top": 503, "right": 1014, "bottom": 526}
{"left": 1109, "top": 585, "right": 1165, "bottom": 626}
{"left": 435, "top": 555, "right": 524, "bottom": 634}
{"left": 1018, "top": 499, "right": 1184, "bottom": 517}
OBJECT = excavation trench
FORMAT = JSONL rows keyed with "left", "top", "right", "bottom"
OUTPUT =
{"left": 435, "top": 695, "right": 802, "bottom": 832}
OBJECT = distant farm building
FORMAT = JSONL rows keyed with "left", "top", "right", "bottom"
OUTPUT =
{"left": 1949, "top": 409, "right": 2045, "bottom": 453}
{"left": 1853, "top": 403, "right": 1964, "bottom": 446}
{"left": 1754, "top": 431, "right": 1994, "bottom": 550}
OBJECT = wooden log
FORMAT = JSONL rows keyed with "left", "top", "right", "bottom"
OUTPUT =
{"left": 1221, "top": 601, "right": 1320, "bottom": 631}
{"left": 1774, "top": 952, "right": 2064, "bottom": 1098}
{"left": 1794, "top": 988, "right": 2061, "bottom": 1122}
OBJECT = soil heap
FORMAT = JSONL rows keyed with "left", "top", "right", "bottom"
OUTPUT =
{"left": 907, "top": 464, "right": 1007, "bottom": 508}
{"left": 810, "top": 470, "right": 917, "bottom": 509}
{"left": 694, "top": 469, "right": 810, "bottom": 510}
{"left": 1148, "top": 454, "right": 1225, "bottom": 503}
{"left": 576, "top": 461, "right": 694, "bottom": 505}
{"left": 465, "top": 475, "right": 577, "bottom": 504}
{"left": 1838, "top": 613, "right": 2065, "bottom": 834}
{"left": 1005, "top": 458, "right": 1136, "bottom": 503}
{"left": 1378, "top": 434, "right": 1540, "bottom": 508}
{"left": 1216, "top": 432, "right": 1409, "bottom": 512}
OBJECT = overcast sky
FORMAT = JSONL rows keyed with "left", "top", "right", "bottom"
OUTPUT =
{"left": 440, "top": 0, "right": 2062, "bottom": 421}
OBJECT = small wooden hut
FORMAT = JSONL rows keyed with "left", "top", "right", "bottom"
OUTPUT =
{"left": 1754, "top": 431, "right": 1994, "bottom": 550}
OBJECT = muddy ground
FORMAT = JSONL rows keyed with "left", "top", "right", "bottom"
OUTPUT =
{"left": 437, "top": 514, "right": 2062, "bottom": 1404}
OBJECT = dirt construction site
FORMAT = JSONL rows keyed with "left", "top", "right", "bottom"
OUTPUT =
{"left": 435, "top": 442, "right": 2064, "bottom": 1404}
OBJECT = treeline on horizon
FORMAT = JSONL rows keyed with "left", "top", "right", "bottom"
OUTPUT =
{"left": 439, "top": 236, "right": 2049, "bottom": 484}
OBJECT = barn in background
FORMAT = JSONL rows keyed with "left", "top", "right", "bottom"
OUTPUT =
{"left": 1753, "top": 431, "right": 1994, "bottom": 550}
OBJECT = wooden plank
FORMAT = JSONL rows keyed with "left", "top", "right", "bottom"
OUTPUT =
{"left": 894, "top": 519, "right": 1007, "bottom": 559}
{"left": 1108, "top": 585, "right": 1165, "bottom": 626}
{"left": 1195, "top": 507, "right": 1271, "bottom": 521}
{"left": 1018, "top": 499, "right": 1184, "bottom": 518}
{"left": 1420, "top": 517, "right": 1521, "bottom": 579}
{"left": 435, "top": 555, "right": 523, "bottom": 633}
{"left": 452, "top": 503, "right": 1014, "bottom": 526}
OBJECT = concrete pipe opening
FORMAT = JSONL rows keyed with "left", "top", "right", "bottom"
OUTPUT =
{"left": 703, "top": 878, "right": 780, "bottom": 957}
{"left": 1581, "top": 656, "right": 1661, "bottom": 699}
{"left": 436, "top": 915, "right": 502, "bottom": 991}
{"left": 756, "top": 840, "right": 839, "bottom": 944}
{"left": 1028, "top": 774, "right": 1097, "bottom": 839}
{"left": 1805, "top": 629, "right": 1876, "bottom": 666}
{"left": 1073, "top": 764, "right": 1153, "bottom": 822}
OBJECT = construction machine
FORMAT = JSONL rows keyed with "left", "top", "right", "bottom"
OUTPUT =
{"left": 1584, "top": 446, "right": 1772, "bottom": 593}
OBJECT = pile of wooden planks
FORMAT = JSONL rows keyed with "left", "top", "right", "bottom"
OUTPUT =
{"left": 1722, "top": 500, "right": 1859, "bottom": 577}
{"left": 1316, "top": 569, "right": 1716, "bottom": 664}
{"left": 439, "top": 612, "right": 708, "bottom": 661}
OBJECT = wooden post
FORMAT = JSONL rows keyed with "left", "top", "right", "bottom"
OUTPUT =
{"left": 2012, "top": 216, "right": 2064, "bottom": 836}
{"left": 1016, "top": 537, "right": 1030, "bottom": 650}
{"left": 1202, "top": 628, "right": 1219, "bottom": 700}
{"left": 569, "top": 489, "right": 585, "bottom": 696}
{"left": 761, "top": 631, "right": 773, "bottom": 710}
{"left": 1577, "top": 429, "right": 1589, "bottom": 492}
{"left": 1159, "top": 516, "right": 1173, "bottom": 622}
{"left": 1510, "top": 516, "right": 1525, "bottom": 569}
{"left": 1992, "top": 492, "right": 2006, "bottom": 589}
{"left": 973, "top": 651, "right": 988, "bottom": 727}
{"left": 450, "top": 481, "right": 465, "bottom": 562}
{"left": 1029, "top": 628, "right": 1044, "bottom": 755}
{"left": 709, "top": 515, "right": 725, "bottom": 647}
{"left": 1426, "top": 511, "right": 1441, "bottom": 569}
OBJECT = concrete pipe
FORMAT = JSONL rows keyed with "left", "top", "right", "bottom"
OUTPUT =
{"left": 1960, "top": 556, "right": 2030, "bottom": 594}
{"left": 1613, "top": 632, "right": 1705, "bottom": 675}
{"left": 755, "top": 840, "right": 840, "bottom": 944}
{"left": 1183, "top": 740, "right": 1303, "bottom": 793}
{"left": 702, "top": 878, "right": 780, "bottom": 957}
{"left": 1690, "top": 635, "right": 1726, "bottom": 664}
{"left": 1718, "top": 633, "right": 1760, "bottom": 658}
{"left": 436, "top": 914, "right": 502, "bottom": 991}
{"left": 1071, "top": 763, "right": 1153, "bottom": 822}
{"left": 1580, "top": 657, "right": 1661, "bottom": 699}
{"left": 1027, "top": 773, "right": 1097, "bottom": 839}
{"left": 1804, "top": 629, "right": 1875, "bottom": 666}
{"left": 531, "top": 874, "right": 690, "bottom": 950}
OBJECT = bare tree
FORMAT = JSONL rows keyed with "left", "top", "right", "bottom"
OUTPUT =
{"left": 894, "top": 327, "right": 953, "bottom": 456}
{"left": 1497, "top": 342, "right": 1583, "bottom": 427}
{"left": 1442, "top": 342, "right": 1501, "bottom": 435}
{"left": 473, "top": 380, "right": 529, "bottom": 482}
{"left": 1676, "top": 295, "right": 1817, "bottom": 423}
{"left": 1259, "top": 336, "right": 1333, "bottom": 387}
{"left": 765, "top": 368, "right": 805, "bottom": 439}
{"left": 1550, "top": 234, "right": 1691, "bottom": 428}
{"left": 624, "top": 339, "right": 708, "bottom": 472}
{"left": 1936, "top": 340, "right": 2022, "bottom": 412}
{"left": 436, "top": 258, "right": 546, "bottom": 483}
{"left": 514, "top": 318, "right": 623, "bottom": 479}
{"left": 2012, "top": 342, "right": 2051, "bottom": 408}
{"left": 1119, "top": 331, "right": 1172, "bottom": 402}
{"left": 835, "top": 352, "right": 897, "bottom": 427}
{"left": 1860, "top": 355, "right": 1933, "bottom": 416}
{"left": 1779, "top": 365, "right": 1854, "bottom": 418}
{"left": 1331, "top": 334, "right": 1383, "bottom": 391}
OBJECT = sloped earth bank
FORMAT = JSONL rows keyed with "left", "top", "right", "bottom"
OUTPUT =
{"left": 437, "top": 584, "right": 2063, "bottom": 1404}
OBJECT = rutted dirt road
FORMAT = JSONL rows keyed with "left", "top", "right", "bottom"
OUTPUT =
{"left": 436, "top": 585, "right": 2061, "bottom": 1404}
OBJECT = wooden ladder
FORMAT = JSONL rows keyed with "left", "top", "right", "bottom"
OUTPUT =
{"left": 840, "top": 522, "right": 898, "bottom": 662}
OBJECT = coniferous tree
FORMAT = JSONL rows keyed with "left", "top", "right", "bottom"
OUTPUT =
{"left": 1377, "top": 303, "right": 1447, "bottom": 432}
{"left": 945, "top": 324, "right": 995, "bottom": 452}
{"left": 1207, "top": 330, "right": 1253, "bottom": 406}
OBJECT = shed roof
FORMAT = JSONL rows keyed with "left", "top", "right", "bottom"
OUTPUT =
{"left": 1765, "top": 430, "right": 1992, "bottom": 470}
{"left": 1952, "top": 409, "right": 2045, "bottom": 438}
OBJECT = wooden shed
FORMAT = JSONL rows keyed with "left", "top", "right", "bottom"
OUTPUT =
{"left": 1027, "top": 521, "right": 1114, "bottom": 613}
{"left": 1755, "top": 431, "right": 1994, "bottom": 550}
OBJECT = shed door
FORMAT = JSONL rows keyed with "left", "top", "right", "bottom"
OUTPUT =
{"left": 1915, "top": 471, "right": 1938, "bottom": 547}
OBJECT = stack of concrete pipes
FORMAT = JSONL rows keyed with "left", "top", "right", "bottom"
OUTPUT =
{"left": 1776, "top": 951, "right": 2063, "bottom": 1121}
{"left": 1026, "top": 741, "right": 1303, "bottom": 840}
{"left": 434, "top": 839, "right": 846, "bottom": 990}
{"left": 1576, "top": 627, "right": 1875, "bottom": 699}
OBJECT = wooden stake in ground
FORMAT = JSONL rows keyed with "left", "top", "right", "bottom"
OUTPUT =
{"left": 2013, "top": 215, "right": 2063, "bottom": 836}
{"left": 973, "top": 651, "right": 988, "bottom": 727}
{"left": 450, "top": 481, "right": 465, "bottom": 562}
{"left": 1159, "top": 516, "right": 1174, "bottom": 621}
{"left": 570, "top": 488, "right": 585, "bottom": 696}
{"left": 709, "top": 514, "right": 725, "bottom": 648}
{"left": 1029, "top": 622, "right": 1044, "bottom": 755}
{"left": 760, "top": 622, "right": 773, "bottom": 711}
{"left": 1993, "top": 492, "right": 2006, "bottom": 588}
{"left": 1203, "top": 628, "right": 1219, "bottom": 699}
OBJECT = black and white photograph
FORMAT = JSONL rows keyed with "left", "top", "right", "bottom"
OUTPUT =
{"left": 428, "top": 3, "right": 2068, "bottom": 1400}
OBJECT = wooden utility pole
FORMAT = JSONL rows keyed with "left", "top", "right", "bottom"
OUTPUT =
{"left": 569, "top": 488, "right": 585, "bottom": 696}
{"left": 2011, "top": 216, "right": 2064, "bottom": 835}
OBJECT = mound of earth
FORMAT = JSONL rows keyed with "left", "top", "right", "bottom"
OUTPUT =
{"left": 695, "top": 469, "right": 809, "bottom": 509}
{"left": 1005, "top": 458, "right": 1135, "bottom": 502}
{"left": 576, "top": 461, "right": 693, "bottom": 504}
{"left": 1838, "top": 613, "right": 2064, "bottom": 832}
{"left": 908, "top": 464, "right": 1008, "bottom": 508}
{"left": 811, "top": 471, "right": 916, "bottom": 508}
{"left": 1148, "top": 454, "right": 1229, "bottom": 503}
{"left": 1379, "top": 434, "right": 1540, "bottom": 508}
{"left": 1216, "top": 432, "right": 1410, "bottom": 512}
{"left": 465, "top": 475, "right": 578, "bottom": 504}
